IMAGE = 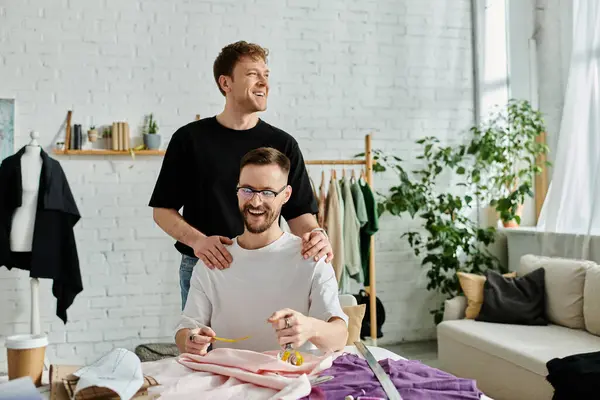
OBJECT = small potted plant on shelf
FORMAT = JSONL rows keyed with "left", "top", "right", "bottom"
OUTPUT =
{"left": 88, "top": 125, "right": 98, "bottom": 142}
{"left": 102, "top": 125, "right": 112, "bottom": 149}
{"left": 143, "top": 113, "right": 161, "bottom": 150}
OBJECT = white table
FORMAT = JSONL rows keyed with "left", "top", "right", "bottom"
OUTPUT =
{"left": 3, "top": 345, "right": 492, "bottom": 399}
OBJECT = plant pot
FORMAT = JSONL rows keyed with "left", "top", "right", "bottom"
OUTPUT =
{"left": 502, "top": 204, "right": 524, "bottom": 228}
{"left": 143, "top": 133, "right": 161, "bottom": 150}
{"left": 88, "top": 129, "right": 98, "bottom": 142}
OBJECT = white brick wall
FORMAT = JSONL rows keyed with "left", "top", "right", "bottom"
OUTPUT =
{"left": 0, "top": 0, "right": 473, "bottom": 370}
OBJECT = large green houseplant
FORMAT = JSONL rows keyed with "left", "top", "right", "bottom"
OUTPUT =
{"left": 372, "top": 137, "right": 505, "bottom": 324}
{"left": 371, "top": 98, "right": 548, "bottom": 323}
{"left": 468, "top": 99, "right": 550, "bottom": 226}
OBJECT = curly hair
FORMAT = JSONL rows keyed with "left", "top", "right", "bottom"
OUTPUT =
{"left": 213, "top": 41, "right": 269, "bottom": 96}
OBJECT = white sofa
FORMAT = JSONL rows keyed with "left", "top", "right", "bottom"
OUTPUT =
{"left": 437, "top": 254, "right": 600, "bottom": 400}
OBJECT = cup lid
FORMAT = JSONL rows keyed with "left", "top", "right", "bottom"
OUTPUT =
{"left": 5, "top": 334, "right": 48, "bottom": 349}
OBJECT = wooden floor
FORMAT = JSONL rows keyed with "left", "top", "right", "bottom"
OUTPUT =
{"left": 382, "top": 339, "right": 440, "bottom": 369}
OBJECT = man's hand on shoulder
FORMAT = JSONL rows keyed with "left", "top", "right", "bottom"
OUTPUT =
{"left": 301, "top": 229, "right": 333, "bottom": 263}
{"left": 193, "top": 235, "right": 234, "bottom": 270}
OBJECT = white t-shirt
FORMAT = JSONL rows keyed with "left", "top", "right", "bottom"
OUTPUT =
{"left": 175, "top": 232, "right": 348, "bottom": 353}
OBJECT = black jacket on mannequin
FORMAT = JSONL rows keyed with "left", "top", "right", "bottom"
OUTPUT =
{"left": 0, "top": 146, "right": 82, "bottom": 323}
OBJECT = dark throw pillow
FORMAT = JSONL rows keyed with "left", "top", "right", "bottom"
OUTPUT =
{"left": 476, "top": 267, "right": 547, "bottom": 325}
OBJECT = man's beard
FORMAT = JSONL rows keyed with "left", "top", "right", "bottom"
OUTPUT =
{"left": 240, "top": 204, "right": 279, "bottom": 234}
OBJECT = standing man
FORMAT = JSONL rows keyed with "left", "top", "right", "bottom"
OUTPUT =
{"left": 149, "top": 41, "right": 333, "bottom": 309}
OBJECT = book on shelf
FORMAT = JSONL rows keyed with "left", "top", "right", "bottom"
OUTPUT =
{"left": 110, "top": 122, "right": 130, "bottom": 151}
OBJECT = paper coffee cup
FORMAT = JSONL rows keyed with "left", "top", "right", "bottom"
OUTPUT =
{"left": 6, "top": 334, "right": 48, "bottom": 387}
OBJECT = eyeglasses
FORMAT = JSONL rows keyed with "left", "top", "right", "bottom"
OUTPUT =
{"left": 236, "top": 185, "right": 287, "bottom": 201}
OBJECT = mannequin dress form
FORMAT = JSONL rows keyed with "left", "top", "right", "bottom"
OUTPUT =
{"left": 10, "top": 131, "right": 42, "bottom": 335}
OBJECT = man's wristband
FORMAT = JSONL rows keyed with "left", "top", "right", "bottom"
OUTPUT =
{"left": 311, "top": 227, "right": 328, "bottom": 239}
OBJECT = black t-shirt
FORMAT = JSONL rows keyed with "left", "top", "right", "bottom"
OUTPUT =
{"left": 148, "top": 116, "right": 318, "bottom": 257}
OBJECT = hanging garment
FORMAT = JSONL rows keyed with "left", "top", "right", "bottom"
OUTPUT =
{"left": 318, "top": 172, "right": 326, "bottom": 228}
{"left": 0, "top": 146, "right": 82, "bottom": 323}
{"left": 359, "top": 179, "right": 379, "bottom": 287}
{"left": 350, "top": 179, "right": 368, "bottom": 228}
{"left": 301, "top": 354, "right": 483, "bottom": 399}
{"left": 309, "top": 176, "right": 318, "bottom": 209}
{"left": 336, "top": 176, "right": 344, "bottom": 233}
{"left": 325, "top": 177, "right": 344, "bottom": 283}
{"left": 341, "top": 177, "right": 362, "bottom": 283}
{"left": 337, "top": 178, "right": 349, "bottom": 293}
{"left": 336, "top": 177, "right": 350, "bottom": 293}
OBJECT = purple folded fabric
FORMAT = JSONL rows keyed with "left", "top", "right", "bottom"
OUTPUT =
{"left": 303, "top": 354, "right": 483, "bottom": 400}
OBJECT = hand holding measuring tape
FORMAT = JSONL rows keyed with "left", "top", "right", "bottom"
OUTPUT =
{"left": 187, "top": 327, "right": 252, "bottom": 356}
{"left": 186, "top": 327, "right": 216, "bottom": 355}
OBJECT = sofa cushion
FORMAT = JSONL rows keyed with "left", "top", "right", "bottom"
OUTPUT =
{"left": 343, "top": 304, "right": 366, "bottom": 345}
{"left": 584, "top": 264, "right": 600, "bottom": 336}
{"left": 477, "top": 268, "right": 547, "bottom": 325}
{"left": 457, "top": 271, "right": 516, "bottom": 319}
{"left": 520, "top": 254, "right": 591, "bottom": 329}
{"left": 438, "top": 319, "right": 600, "bottom": 376}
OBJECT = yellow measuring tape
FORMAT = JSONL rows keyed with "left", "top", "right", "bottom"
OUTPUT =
{"left": 213, "top": 336, "right": 251, "bottom": 343}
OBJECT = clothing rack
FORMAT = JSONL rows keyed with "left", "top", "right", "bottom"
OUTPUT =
{"left": 305, "top": 134, "right": 378, "bottom": 346}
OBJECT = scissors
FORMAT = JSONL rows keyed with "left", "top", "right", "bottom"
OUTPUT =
{"left": 310, "top": 375, "right": 334, "bottom": 386}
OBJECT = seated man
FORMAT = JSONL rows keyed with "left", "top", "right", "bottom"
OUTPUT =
{"left": 174, "top": 147, "right": 348, "bottom": 356}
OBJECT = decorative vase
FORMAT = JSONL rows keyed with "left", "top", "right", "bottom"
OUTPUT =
{"left": 143, "top": 133, "right": 161, "bottom": 150}
{"left": 88, "top": 129, "right": 98, "bottom": 142}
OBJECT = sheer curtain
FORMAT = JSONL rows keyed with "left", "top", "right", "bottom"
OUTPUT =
{"left": 537, "top": 0, "right": 600, "bottom": 259}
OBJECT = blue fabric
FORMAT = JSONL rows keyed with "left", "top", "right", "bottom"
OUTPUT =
{"left": 179, "top": 254, "right": 198, "bottom": 310}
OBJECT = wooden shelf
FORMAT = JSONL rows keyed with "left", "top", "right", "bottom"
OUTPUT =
{"left": 53, "top": 149, "right": 165, "bottom": 156}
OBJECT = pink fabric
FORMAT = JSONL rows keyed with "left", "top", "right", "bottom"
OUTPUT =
{"left": 166, "top": 348, "right": 333, "bottom": 399}
{"left": 150, "top": 373, "right": 311, "bottom": 400}
{"left": 180, "top": 348, "right": 332, "bottom": 376}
